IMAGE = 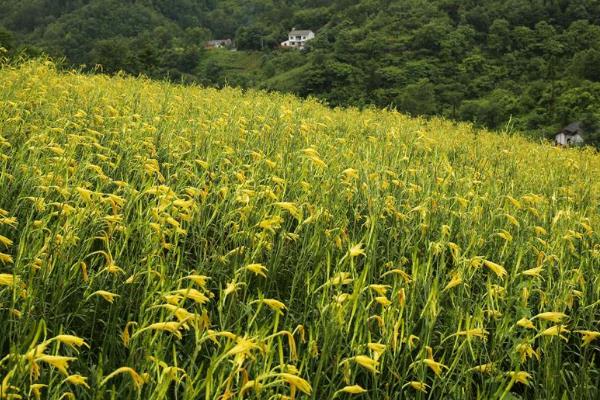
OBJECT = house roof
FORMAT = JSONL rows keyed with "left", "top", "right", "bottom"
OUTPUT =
{"left": 207, "top": 39, "right": 232, "bottom": 45}
{"left": 289, "top": 29, "right": 313, "bottom": 36}
{"left": 561, "top": 121, "right": 583, "bottom": 135}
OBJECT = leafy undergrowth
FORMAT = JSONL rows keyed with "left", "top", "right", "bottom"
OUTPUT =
{"left": 0, "top": 61, "right": 599, "bottom": 399}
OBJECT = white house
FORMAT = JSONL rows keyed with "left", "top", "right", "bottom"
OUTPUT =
{"left": 205, "top": 39, "right": 233, "bottom": 49}
{"left": 555, "top": 122, "right": 585, "bottom": 147}
{"left": 281, "top": 28, "right": 315, "bottom": 50}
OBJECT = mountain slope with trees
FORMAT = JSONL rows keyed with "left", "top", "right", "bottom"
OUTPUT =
{"left": 2, "top": 0, "right": 600, "bottom": 145}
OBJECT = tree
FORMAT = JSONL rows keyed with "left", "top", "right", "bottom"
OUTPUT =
{"left": 398, "top": 79, "right": 437, "bottom": 116}
{"left": 89, "top": 37, "right": 135, "bottom": 73}
{"left": 488, "top": 19, "right": 512, "bottom": 55}
{"left": 0, "top": 26, "right": 14, "bottom": 51}
{"left": 570, "top": 49, "right": 600, "bottom": 82}
{"left": 236, "top": 25, "right": 267, "bottom": 51}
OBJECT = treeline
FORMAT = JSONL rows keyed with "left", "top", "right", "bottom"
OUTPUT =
{"left": 261, "top": 0, "right": 600, "bottom": 145}
{"left": 2, "top": 0, "right": 600, "bottom": 145}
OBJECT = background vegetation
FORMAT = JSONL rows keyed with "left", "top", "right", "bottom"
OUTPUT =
{"left": 2, "top": 0, "right": 600, "bottom": 143}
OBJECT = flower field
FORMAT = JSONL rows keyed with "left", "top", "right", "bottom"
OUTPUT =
{"left": 0, "top": 61, "right": 599, "bottom": 399}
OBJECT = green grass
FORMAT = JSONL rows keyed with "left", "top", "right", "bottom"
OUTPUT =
{"left": 261, "top": 64, "right": 310, "bottom": 94}
{"left": 198, "top": 49, "right": 265, "bottom": 86}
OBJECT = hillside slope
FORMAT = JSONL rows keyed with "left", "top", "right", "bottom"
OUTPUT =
{"left": 3, "top": 1, "right": 600, "bottom": 141}
{"left": 0, "top": 61, "right": 599, "bottom": 399}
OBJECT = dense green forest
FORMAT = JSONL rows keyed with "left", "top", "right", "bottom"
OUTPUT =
{"left": 2, "top": 0, "right": 600, "bottom": 145}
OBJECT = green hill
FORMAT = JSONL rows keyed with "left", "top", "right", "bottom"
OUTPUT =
{"left": 3, "top": 1, "right": 600, "bottom": 143}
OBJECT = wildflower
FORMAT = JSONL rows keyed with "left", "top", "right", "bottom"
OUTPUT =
{"left": 374, "top": 296, "right": 392, "bottom": 307}
{"left": 516, "top": 318, "right": 535, "bottom": 330}
{"left": 404, "top": 381, "right": 429, "bottom": 393}
{"left": 484, "top": 309, "right": 503, "bottom": 318}
{"left": 261, "top": 298, "right": 287, "bottom": 315}
{"left": 0, "top": 252, "right": 13, "bottom": 265}
{"left": 494, "top": 230, "right": 513, "bottom": 242}
{"left": 420, "top": 346, "right": 447, "bottom": 376}
{"left": 240, "top": 380, "right": 264, "bottom": 396}
{"left": 183, "top": 274, "right": 209, "bottom": 287}
{"left": 29, "top": 384, "right": 47, "bottom": 400}
{"left": 336, "top": 385, "right": 367, "bottom": 395}
{"left": 243, "top": 263, "right": 268, "bottom": 278}
{"left": 89, "top": 290, "right": 119, "bottom": 303}
{"left": 538, "top": 325, "right": 570, "bottom": 341}
{"left": 368, "top": 284, "right": 391, "bottom": 296}
{"left": 76, "top": 187, "right": 94, "bottom": 203}
{"left": 329, "top": 272, "right": 353, "bottom": 286}
{"left": 173, "top": 199, "right": 194, "bottom": 209}
{"left": 407, "top": 334, "right": 420, "bottom": 350}
{"left": 505, "top": 213, "right": 520, "bottom": 227}
{"left": 175, "top": 288, "right": 210, "bottom": 305}
{"left": 121, "top": 321, "right": 137, "bottom": 347}
{"left": 0, "top": 273, "right": 16, "bottom": 286}
{"left": 342, "top": 168, "right": 358, "bottom": 180}
{"left": 422, "top": 358, "right": 447, "bottom": 376}
{"left": 507, "top": 371, "right": 532, "bottom": 385}
{"left": 521, "top": 266, "right": 544, "bottom": 277}
{"left": 195, "top": 159, "right": 209, "bottom": 169}
{"left": 101, "top": 262, "right": 124, "bottom": 275}
{"left": 348, "top": 243, "right": 365, "bottom": 258}
{"left": 516, "top": 342, "right": 540, "bottom": 362}
{"left": 163, "top": 294, "right": 183, "bottom": 305}
{"left": 483, "top": 260, "right": 507, "bottom": 278}
{"left": 0, "top": 234, "right": 13, "bottom": 248}
{"left": 469, "top": 363, "right": 494, "bottom": 374}
{"left": 227, "top": 337, "right": 263, "bottom": 357}
{"left": 153, "top": 304, "right": 196, "bottom": 323}
{"left": 307, "top": 154, "right": 327, "bottom": 168}
{"left": 352, "top": 355, "right": 380, "bottom": 374}
{"left": 368, "top": 343, "right": 386, "bottom": 360}
{"left": 0, "top": 217, "right": 17, "bottom": 227}
{"left": 63, "top": 375, "right": 90, "bottom": 389}
{"left": 258, "top": 216, "right": 283, "bottom": 232}
{"left": 532, "top": 312, "right": 568, "bottom": 323}
{"left": 53, "top": 335, "right": 90, "bottom": 350}
{"left": 334, "top": 293, "right": 350, "bottom": 304}
{"left": 80, "top": 262, "right": 89, "bottom": 282}
{"left": 574, "top": 330, "right": 600, "bottom": 346}
{"left": 274, "top": 202, "right": 302, "bottom": 220}
{"left": 223, "top": 281, "right": 242, "bottom": 298}
{"left": 443, "top": 274, "right": 463, "bottom": 291}
{"left": 134, "top": 322, "right": 186, "bottom": 340}
{"left": 278, "top": 373, "right": 312, "bottom": 395}
{"left": 36, "top": 355, "right": 77, "bottom": 376}
{"left": 447, "top": 242, "right": 461, "bottom": 259}
{"left": 505, "top": 195, "right": 522, "bottom": 209}
{"left": 397, "top": 288, "right": 406, "bottom": 306}
{"left": 455, "top": 328, "right": 489, "bottom": 339}
{"left": 100, "top": 367, "right": 146, "bottom": 390}
{"left": 381, "top": 268, "right": 412, "bottom": 283}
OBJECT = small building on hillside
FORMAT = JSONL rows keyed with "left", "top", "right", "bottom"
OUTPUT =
{"left": 205, "top": 39, "right": 234, "bottom": 49}
{"left": 281, "top": 28, "right": 315, "bottom": 50}
{"left": 555, "top": 122, "right": 585, "bottom": 147}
